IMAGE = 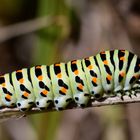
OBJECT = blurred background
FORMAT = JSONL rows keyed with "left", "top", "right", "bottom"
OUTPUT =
{"left": 0, "top": 0, "right": 139, "bottom": 140}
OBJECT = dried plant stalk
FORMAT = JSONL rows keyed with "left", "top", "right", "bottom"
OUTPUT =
{"left": 0, "top": 94, "right": 140, "bottom": 122}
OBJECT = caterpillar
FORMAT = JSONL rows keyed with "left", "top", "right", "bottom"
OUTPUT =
{"left": 0, "top": 49, "right": 140, "bottom": 112}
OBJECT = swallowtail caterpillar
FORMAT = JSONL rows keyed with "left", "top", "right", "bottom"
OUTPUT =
{"left": 0, "top": 49, "right": 140, "bottom": 111}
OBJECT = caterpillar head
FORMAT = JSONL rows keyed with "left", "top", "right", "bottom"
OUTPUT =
{"left": 54, "top": 96, "right": 73, "bottom": 111}
{"left": 16, "top": 100, "right": 34, "bottom": 112}
{"left": 36, "top": 98, "right": 53, "bottom": 110}
{"left": 74, "top": 93, "right": 90, "bottom": 108}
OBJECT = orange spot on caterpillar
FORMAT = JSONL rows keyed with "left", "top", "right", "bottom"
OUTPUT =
{"left": 23, "top": 92, "right": 29, "bottom": 97}
{"left": 2, "top": 83, "right": 5, "bottom": 87}
{"left": 19, "top": 78, "right": 24, "bottom": 83}
{"left": 36, "top": 66, "right": 41, "bottom": 69}
{"left": 103, "top": 60, "right": 108, "bottom": 65}
{"left": 60, "top": 87, "right": 67, "bottom": 94}
{"left": 121, "top": 50, "right": 125, "bottom": 52}
{"left": 71, "top": 61, "right": 77, "bottom": 64}
{"left": 57, "top": 73, "right": 62, "bottom": 78}
{"left": 107, "top": 74, "right": 112, "bottom": 81}
{"left": 78, "top": 84, "right": 83, "bottom": 90}
{"left": 120, "top": 57, "right": 125, "bottom": 61}
{"left": 38, "top": 75, "right": 43, "bottom": 81}
{"left": 85, "top": 58, "right": 89, "bottom": 60}
{"left": 16, "top": 70, "right": 22, "bottom": 73}
{"left": 101, "top": 51, "right": 105, "bottom": 54}
{"left": 55, "top": 63, "right": 61, "bottom": 66}
{"left": 92, "top": 77, "right": 97, "bottom": 83}
{"left": 134, "top": 74, "right": 139, "bottom": 79}
{"left": 74, "top": 70, "right": 79, "bottom": 75}
{"left": 88, "top": 65, "right": 93, "bottom": 70}
{"left": 6, "top": 94, "right": 11, "bottom": 100}
{"left": 42, "top": 90, "right": 48, "bottom": 95}
{"left": 120, "top": 71, "right": 125, "bottom": 77}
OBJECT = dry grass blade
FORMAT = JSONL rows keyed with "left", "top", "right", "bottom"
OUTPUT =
{"left": 0, "top": 16, "right": 56, "bottom": 43}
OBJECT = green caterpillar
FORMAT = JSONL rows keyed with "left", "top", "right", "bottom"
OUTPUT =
{"left": 0, "top": 49, "right": 140, "bottom": 111}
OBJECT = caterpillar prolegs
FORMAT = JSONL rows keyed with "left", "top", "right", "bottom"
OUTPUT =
{"left": 0, "top": 49, "right": 140, "bottom": 111}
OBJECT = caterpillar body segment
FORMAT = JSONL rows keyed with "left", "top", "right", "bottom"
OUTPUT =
{"left": 12, "top": 68, "right": 35, "bottom": 111}
{"left": 50, "top": 63, "right": 73, "bottom": 110}
{"left": 0, "top": 49, "right": 139, "bottom": 112}
{"left": 0, "top": 74, "right": 16, "bottom": 107}
{"left": 67, "top": 60, "right": 90, "bottom": 107}
{"left": 113, "top": 50, "right": 129, "bottom": 95}
{"left": 96, "top": 51, "right": 115, "bottom": 94}
{"left": 82, "top": 56, "right": 104, "bottom": 98}
{"left": 30, "top": 65, "right": 53, "bottom": 110}
{"left": 124, "top": 54, "right": 140, "bottom": 94}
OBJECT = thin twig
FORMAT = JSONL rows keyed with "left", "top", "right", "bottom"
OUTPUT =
{"left": 0, "top": 94, "right": 140, "bottom": 122}
{"left": 0, "top": 16, "right": 56, "bottom": 43}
